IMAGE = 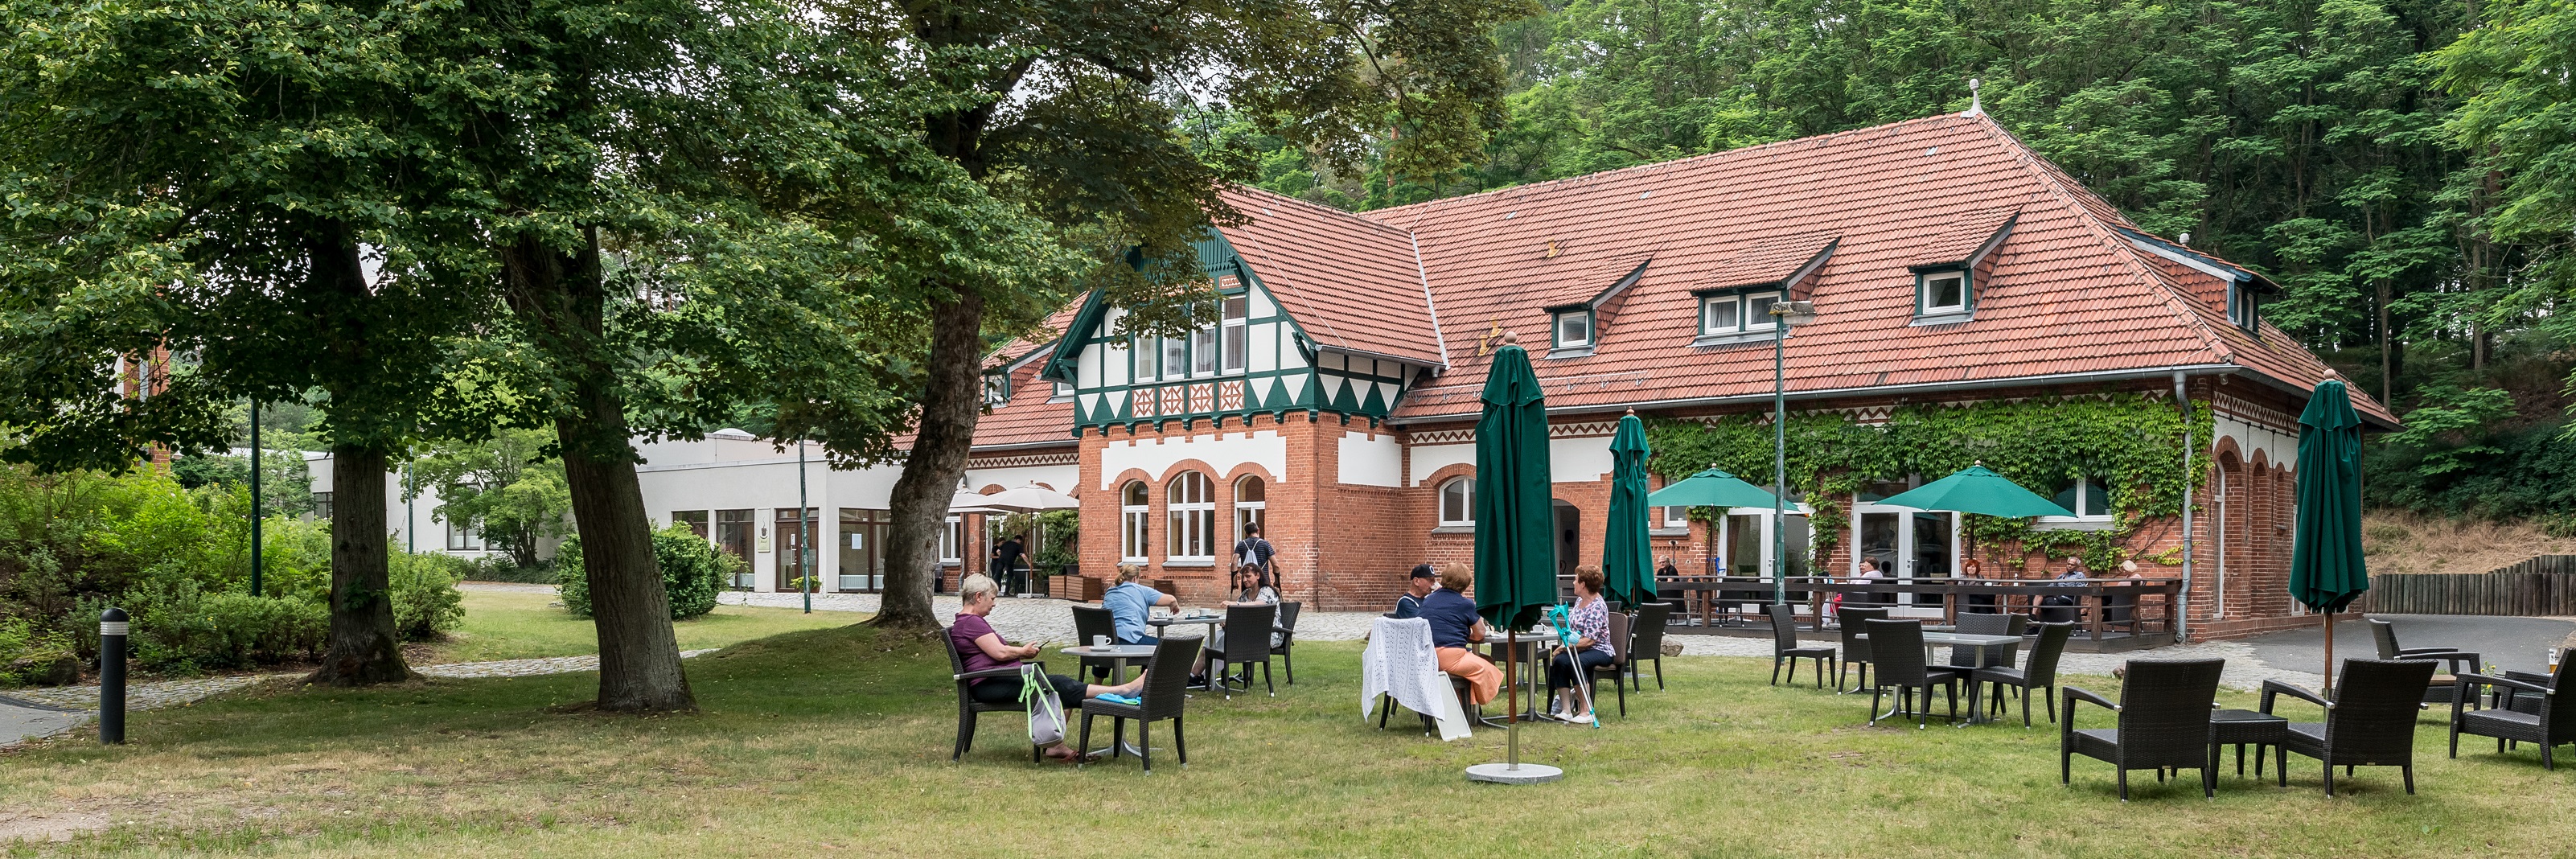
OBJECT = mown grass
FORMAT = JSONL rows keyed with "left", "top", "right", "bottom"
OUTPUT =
{"left": 4, "top": 623, "right": 2570, "bottom": 858}
{"left": 417, "top": 589, "right": 850, "bottom": 664}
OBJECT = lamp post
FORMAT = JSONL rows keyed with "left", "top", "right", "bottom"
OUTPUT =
{"left": 249, "top": 401, "right": 262, "bottom": 598}
{"left": 799, "top": 435, "right": 813, "bottom": 614}
{"left": 1769, "top": 299, "right": 1818, "bottom": 606}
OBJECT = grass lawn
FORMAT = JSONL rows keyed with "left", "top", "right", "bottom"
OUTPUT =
{"left": 416, "top": 590, "right": 853, "bottom": 664}
{"left": 4, "top": 625, "right": 2570, "bottom": 857}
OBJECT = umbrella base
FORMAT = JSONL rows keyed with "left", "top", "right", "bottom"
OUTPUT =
{"left": 1465, "top": 762, "right": 1563, "bottom": 784}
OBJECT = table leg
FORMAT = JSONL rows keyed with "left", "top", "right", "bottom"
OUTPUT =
{"left": 1956, "top": 643, "right": 1987, "bottom": 727}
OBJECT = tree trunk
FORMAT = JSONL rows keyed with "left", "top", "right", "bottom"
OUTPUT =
{"left": 873, "top": 286, "right": 986, "bottom": 631}
{"left": 2377, "top": 279, "right": 2393, "bottom": 403}
{"left": 308, "top": 444, "right": 411, "bottom": 684}
{"left": 501, "top": 230, "right": 694, "bottom": 712}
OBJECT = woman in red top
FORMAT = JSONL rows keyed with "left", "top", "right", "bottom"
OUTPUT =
{"left": 950, "top": 573, "right": 1144, "bottom": 762}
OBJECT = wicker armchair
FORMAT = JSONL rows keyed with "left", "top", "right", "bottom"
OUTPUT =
{"left": 1975, "top": 621, "right": 2074, "bottom": 727}
{"left": 2369, "top": 619, "right": 2480, "bottom": 705}
{"left": 1071, "top": 605, "right": 1120, "bottom": 680}
{"left": 1834, "top": 607, "right": 1888, "bottom": 692}
{"left": 1202, "top": 603, "right": 1278, "bottom": 699}
{"left": 1270, "top": 602, "right": 1301, "bottom": 684}
{"left": 2262, "top": 658, "right": 2438, "bottom": 796}
{"left": 1627, "top": 602, "right": 1673, "bottom": 691}
{"left": 1078, "top": 636, "right": 1198, "bottom": 774}
{"left": 1947, "top": 611, "right": 2025, "bottom": 671}
{"left": 2060, "top": 658, "right": 2225, "bottom": 799}
{"left": 1863, "top": 619, "right": 1962, "bottom": 729}
{"left": 2449, "top": 660, "right": 2573, "bottom": 771}
{"left": 945, "top": 627, "right": 1075, "bottom": 763}
{"left": 1767, "top": 604, "right": 1835, "bottom": 687}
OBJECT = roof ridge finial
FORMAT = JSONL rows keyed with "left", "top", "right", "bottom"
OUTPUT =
{"left": 1965, "top": 78, "right": 1984, "bottom": 117}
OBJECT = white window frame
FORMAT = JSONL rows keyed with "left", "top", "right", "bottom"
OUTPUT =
{"left": 2039, "top": 479, "right": 2115, "bottom": 525}
{"left": 1120, "top": 481, "right": 1151, "bottom": 562}
{"left": 1699, "top": 294, "right": 1744, "bottom": 335}
{"left": 1189, "top": 326, "right": 1219, "bottom": 376}
{"left": 1161, "top": 337, "right": 1188, "bottom": 381}
{"left": 1919, "top": 270, "right": 1969, "bottom": 315}
{"left": 1219, "top": 295, "right": 1249, "bottom": 373}
{"left": 1553, "top": 310, "right": 1593, "bottom": 348}
{"left": 2227, "top": 283, "right": 2258, "bottom": 331}
{"left": 939, "top": 515, "right": 964, "bottom": 564}
{"left": 1132, "top": 335, "right": 1157, "bottom": 381}
{"left": 446, "top": 517, "right": 484, "bottom": 552}
{"left": 1166, "top": 472, "right": 1215, "bottom": 561}
{"left": 1233, "top": 475, "right": 1266, "bottom": 541}
{"left": 1051, "top": 379, "right": 1074, "bottom": 401}
{"left": 1744, "top": 291, "right": 1781, "bottom": 331}
{"left": 1438, "top": 477, "right": 1475, "bottom": 526}
{"left": 981, "top": 373, "right": 1009, "bottom": 407}
{"left": 1651, "top": 504, "right": 1690, "bottom": 532}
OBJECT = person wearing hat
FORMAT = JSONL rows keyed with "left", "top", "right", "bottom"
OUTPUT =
{"left": 1391, "top": 563, "right": 1438, "bottom": 619}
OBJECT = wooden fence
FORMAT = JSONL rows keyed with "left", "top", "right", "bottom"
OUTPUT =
{"left": 2363, "top": 556, "right": 2576, "bottom": 616}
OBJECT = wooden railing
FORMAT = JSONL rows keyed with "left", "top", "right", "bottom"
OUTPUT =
{"left": 1652, "top": 575, "right": 2183, "bottom": 641}
{"left": 2361, "top": 557, "right": 2576, "bottom": 616}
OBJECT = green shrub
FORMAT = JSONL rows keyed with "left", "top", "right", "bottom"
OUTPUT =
{"left": 461, "top": 554, "right": 556, "bottom": 584}
{"left": 391, "top": 552, "right": 468, "bottom": 641}
{"left": 555, "top": 524, "right": 734, "bottom": 620}
{"left": 0, "top": 617, "right": 77, "bottom": 688}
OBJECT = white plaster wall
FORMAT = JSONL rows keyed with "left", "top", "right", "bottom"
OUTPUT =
{"left": 963, "top": 463, "right": 1081, "bottom": 495}
{"left": 1251, "top": 323, "right": 1279, "bottom": 373}
{"left": 2217, "top": 413, "right": 2295, "bottom": 470}
{"left": 1099, "top": 430, "right": 1288, "bottom": 489}
{"left": 1407, "top": 442, "right": 1475, "bottom": 487}
{"left": 1337, "top": 431, "right": 1403, "bottom": 487}
{"left": 1549, "top": 434, "right": 1616, "bottom": 483}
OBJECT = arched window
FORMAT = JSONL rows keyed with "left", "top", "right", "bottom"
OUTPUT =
{"left": 1120, "top": 481, "right": 1150, "bottom": 562}
{"left": 1438, "top": 477, "right": 1475, "bottom": 526}
{"left": 1234, "top": 475, "right": 1267, "bottom": 541}
{"left": 1167, "top": 472, "right": 1214, "bottom": 561}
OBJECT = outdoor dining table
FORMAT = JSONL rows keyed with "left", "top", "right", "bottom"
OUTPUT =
{"left": 1059, "top": 643, "right": 1159, "bottom": 758}
{"left": 1148, "top": 614, "right": 1223, "bottom": 636}
{"left": 1854, "top": 631, "right": 2023, "bottom": 725}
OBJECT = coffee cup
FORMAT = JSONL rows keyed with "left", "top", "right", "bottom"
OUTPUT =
{"left": 1091, "top": 635, "right": 1109, "bottom": 648}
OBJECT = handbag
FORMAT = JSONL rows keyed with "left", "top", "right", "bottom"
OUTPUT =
{"left": 1017, "top": 664, "right": 1066, "bottom": 747}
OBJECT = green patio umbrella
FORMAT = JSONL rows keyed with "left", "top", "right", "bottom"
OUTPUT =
{"left": 1602, "top": 413, "right": 1656, "bottom": 606}
{"left": 1875, "top": 465, "right": 2076, "bottom": 518}
{"left": 1645, "top": 466, "right": 1781, "bottom": 509}
{"left": 2290, "top": 379, "right": 2369, "bottom": 690}
{"left": 1466, "top": 342, "right": 1560, "bottom": 784}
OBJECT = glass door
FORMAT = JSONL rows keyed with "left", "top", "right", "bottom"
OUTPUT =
{"left": 837, "top": 508, "right": 887, "bottom": 592}
{"left": 774, "top": 508, "right": 816, "bottom": 593}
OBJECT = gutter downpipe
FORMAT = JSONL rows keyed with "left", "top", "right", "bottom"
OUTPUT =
{"left": 2175, "top": 371, "right": 2193, "bottom": 645}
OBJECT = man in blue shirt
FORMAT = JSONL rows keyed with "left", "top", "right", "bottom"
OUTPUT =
{"left": 1417, "top": 564, "right": 1502, "bottom": 706}
{"left": 1102, "top": 564, "right": 1177, "bottom": 645}
{"left": 1392, "top": 564, "right": 1436, "bottom": 619}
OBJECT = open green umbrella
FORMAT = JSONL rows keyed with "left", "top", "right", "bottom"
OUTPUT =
{"left": 1467, "top": 343, "right": 1560, "bottom": 784}
{"left": 2290, "top": 379, "right": 2368, "bottom": 690}
{"left": 1875, "top": 465, "right": 2076, "bottom": 518}
{"left": 1645, "top": 466, "right": 1781, "bottom": 509}
{"left": 1602, "top": 413, "right": 1655, "bottom": 606}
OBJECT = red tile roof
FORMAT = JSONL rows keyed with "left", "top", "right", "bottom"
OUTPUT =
{"left": 1369, "top": 113, "right": 2397, "bottom": 425}
{"left": 1217, "top": 185, "right": 1445, "bottom": 366}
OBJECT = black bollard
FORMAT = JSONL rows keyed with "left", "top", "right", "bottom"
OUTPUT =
{"left": 98, "top": 607, "right": 127, "bottom": 745}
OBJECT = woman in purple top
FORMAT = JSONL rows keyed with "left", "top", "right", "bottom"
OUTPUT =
{"left": 1546, "top": 567, "right": 1619, "bottom": 722}
{"left": 950, "top": 573, "right": 1143, "bottom": 762}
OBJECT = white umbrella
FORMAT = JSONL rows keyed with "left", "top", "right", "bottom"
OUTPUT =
{"left": 979, "top": 484, "right": 1080, "bottom": 512}
{"left": 949, "top": 491, "right": 1003, "bottom": 514}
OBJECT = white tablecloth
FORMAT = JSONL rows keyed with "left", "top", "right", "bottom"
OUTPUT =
{"left": 1361, "top": 617, "right": 1471, "bottom": 741}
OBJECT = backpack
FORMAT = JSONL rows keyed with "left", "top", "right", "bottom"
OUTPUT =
{"left": 1017, "top": 664, "right": 1067, "bottom": 747}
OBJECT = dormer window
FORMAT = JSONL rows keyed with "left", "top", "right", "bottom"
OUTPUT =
{"left": 2227, "top": 282, "right": 2259, "bottom": 331}
{"left": 981, "top": 373, "right": 1010, "bottom": 407}
{"left": 1918, "top": 269, "right": 1970, "bottom": 316}
{"left": 1553, "top": 309, "right": 1594, "bottom": 349}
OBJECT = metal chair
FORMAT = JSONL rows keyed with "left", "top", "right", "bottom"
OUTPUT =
{"left": 1628, "top": 602, "right": 1672, "bottom": 690}
{"left": 1767, "top": 604, "right": 1834, "bottom": 687}
{"left": 2060, "top": 658, "right": 2225, "bottom": 799}
{"left": 1070, "top": 605, "right": 1120, "bottom": 680}
{"left": 1863, "top": 619, "right": 1962, "bottom": 729}
{"left": 2449, "top": 659, "right": 2573, "bottom": 771}
{"left": 1078, "top": 636, "right": 1196, "bottom": 774}
{"left": 1270, "top": 601, "right": 1301, "bottom": 684}
{"left": 2262, "top": 658, "right": 2438, "bottom": 796}
{"left": 944, "top": 626, "right": 1075, "bottom": 763}
{"left": 1834, "top": 606, "right": 1888, "bottom": 692}
{"left": 1580, "top": 610, "right": 1633, "bottom": 717}
{"left": 2369, "top": 618, "right": 2479, "bottom": 705}
{"left": 1201, "top": 603, "right": 1278, "bottom": 699}
{"left": 1975, "top": 621, "right": 2073, "bottom": 727}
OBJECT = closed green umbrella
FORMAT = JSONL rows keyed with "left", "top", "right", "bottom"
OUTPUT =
{"left": 1467, "top": 342, "right": 1560, "bottom": 784}
{"left": 2290, "top": 380, "right": 2369, "bottom": 690}
{"left": 1875, "top": 465, "right": 2076, "bottom": 518}
{"left": 1646, "top": 466, "right": 1780, "bottom": 509}
{"left": 1603, "top": 413, "right": 1655, "bottom": 606}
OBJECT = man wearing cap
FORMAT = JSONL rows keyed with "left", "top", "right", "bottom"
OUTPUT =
{"left": 1391, "top": 564, "right": 1437, "bottom": 619}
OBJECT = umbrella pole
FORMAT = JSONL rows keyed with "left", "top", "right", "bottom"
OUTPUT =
{"left": 1507, "top": 627, "right": 1518, "bottom": 769}
{"left": 2323, "top": 611, "right": 2335, "bottom": 693}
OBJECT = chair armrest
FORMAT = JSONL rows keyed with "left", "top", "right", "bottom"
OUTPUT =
{"left": 953, "top": 666, "right": 1024, "bottom": 682}
{"left": 2261, "top": 678, "right": 2330, "bottom": 713}
{"left": 2456, "top": 672, "right": 2549, "bottom": 696}
{"left": 2394, "top": 646, "right": 2464, "bottom": 657}
{"left": 2061, "top": 685, "right": 2117, "bottom": 713}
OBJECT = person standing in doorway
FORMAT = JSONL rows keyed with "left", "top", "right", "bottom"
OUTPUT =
{"left": 991, "top": 531, "right": 1028, "bottom": 597}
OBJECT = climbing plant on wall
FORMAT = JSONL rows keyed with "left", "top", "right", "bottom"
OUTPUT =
{"left": 1644, "top": 395, "right": 2212, "bottom": 570}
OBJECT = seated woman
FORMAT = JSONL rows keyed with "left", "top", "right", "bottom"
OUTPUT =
{"left": 1547, "top": 567, "right": 1617, "bottom": 722}
{"left": 1103, "top": 562, "right": 1177, "bottom": 646}
{"left": 1418, "top": 564, "right": 1503, "bottom": 706}
{"left": 948, "top": 573, "right": 1142, "bottom": 763}
{"left": 1190, "top": 564, "right": 1284, "bottom": 684}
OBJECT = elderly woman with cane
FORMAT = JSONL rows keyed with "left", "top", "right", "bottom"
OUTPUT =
{"left": 1546, "top": 567, "right": 1616, "bottom": 724}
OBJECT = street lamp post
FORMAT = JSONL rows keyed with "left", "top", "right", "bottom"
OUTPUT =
{"left": 1768, "top": 300, "right": 1818, "bottom": 606}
